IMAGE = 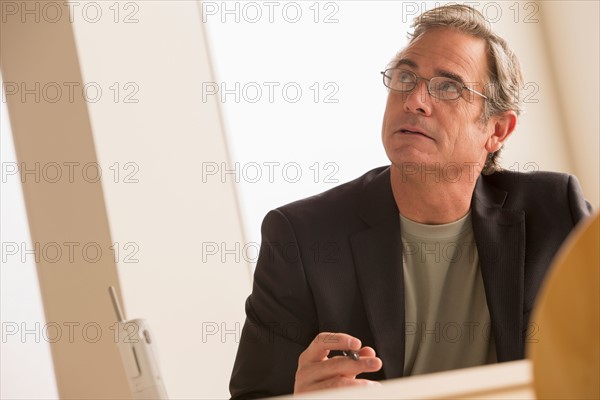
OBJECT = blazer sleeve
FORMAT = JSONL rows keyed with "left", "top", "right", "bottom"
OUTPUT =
{"left": 567, "top": 174, "right": 594, "bottom": 224}
{"left": 229, "top": 209, "right": 318, "bottom": 399}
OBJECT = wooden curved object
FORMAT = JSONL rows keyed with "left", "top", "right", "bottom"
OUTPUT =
{"left": 529, "top": 211, "right": 599, "bottom": 399}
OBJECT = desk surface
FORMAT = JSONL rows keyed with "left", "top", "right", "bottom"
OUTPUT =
{"left": 289, "top": 360, "right": 534, "bottom": 399}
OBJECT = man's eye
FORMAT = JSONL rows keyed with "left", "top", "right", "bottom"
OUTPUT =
{"left": 398, "top": 72, "right": 414, "bottom": 83}
{"left": 438, "top": 80, "right": 461, "bottom": 93}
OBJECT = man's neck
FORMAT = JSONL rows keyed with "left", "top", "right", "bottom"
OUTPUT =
{"left": 390, "top": 164, "right": 480, "bottom": 225}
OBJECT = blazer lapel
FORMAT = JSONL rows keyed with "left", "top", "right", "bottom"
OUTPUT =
{"left": 471, "top": 176, "right": 526, "bottom": 361}
{"left": 350, "top": 168, "right": 406, "bottom": 379}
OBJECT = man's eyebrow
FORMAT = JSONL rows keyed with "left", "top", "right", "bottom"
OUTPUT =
{"left": 395, "top": 59, "right": 418, "bottom": 69}
{"left": 394, "top": 58, "right": 467, "bottom": 84}
{"left": 436, "top": 70, "right": 466, "bottom": 84}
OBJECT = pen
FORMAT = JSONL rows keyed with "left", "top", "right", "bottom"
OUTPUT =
{"left": 342, "top": 350, "right": 360, "bottom": 361}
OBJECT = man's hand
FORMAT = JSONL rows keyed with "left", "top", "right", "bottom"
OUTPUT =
{"left": 294, "top": 332, "right": 383, "bottom": 394}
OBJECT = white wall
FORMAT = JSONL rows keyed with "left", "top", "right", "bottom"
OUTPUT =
{"left": 540, "top": 0, "right": 600, "bottom": 206}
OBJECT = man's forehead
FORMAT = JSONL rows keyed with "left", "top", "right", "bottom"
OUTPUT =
{"left": 396, "top": 28, "right": 489, "bottom": 83}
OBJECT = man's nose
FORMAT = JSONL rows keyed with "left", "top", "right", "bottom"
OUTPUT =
{"left": 403, "top": 80, "right": 432, "bottom": 116}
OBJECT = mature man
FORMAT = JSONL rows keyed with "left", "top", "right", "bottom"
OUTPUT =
{"left": 229, "top": 4, "right": 592, "bottom": 399}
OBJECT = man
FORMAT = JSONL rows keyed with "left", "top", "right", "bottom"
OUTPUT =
{"left": 229, "top": 4, "right": 592, "bottom": 399}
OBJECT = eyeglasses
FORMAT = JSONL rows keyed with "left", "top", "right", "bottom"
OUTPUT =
{"left": 380, "top": 68, "right": 488, "bottom": 101}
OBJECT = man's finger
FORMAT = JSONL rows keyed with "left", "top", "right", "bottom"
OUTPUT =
{"left": 358, "top": 346, "right": 377, "bottom": 358}
{"left": 299, "top": 332, "right": 361, "bottom": 363}
{"left": 297, "top": 355, "right": 382, "bottom": 384}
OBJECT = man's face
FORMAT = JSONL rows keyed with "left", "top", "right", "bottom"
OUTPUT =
{"left": 381, "top": 28, "right": 495, "bottom": 175}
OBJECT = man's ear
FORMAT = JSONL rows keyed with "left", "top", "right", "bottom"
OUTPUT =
{"left": 485, "top": 110, "right": 517, "bottom": 153}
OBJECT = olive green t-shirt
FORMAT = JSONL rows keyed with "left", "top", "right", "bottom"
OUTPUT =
{"left": 400, "top": 212, "right": 497, "bottom": 376}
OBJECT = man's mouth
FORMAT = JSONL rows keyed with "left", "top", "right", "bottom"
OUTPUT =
{"left": 398, "top": 128, "right": 433, "bottom": 140}
{"left": 400, "top": 129, "right": 422, "bottom": 135}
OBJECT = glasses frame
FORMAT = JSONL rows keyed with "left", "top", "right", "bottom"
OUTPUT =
{"left": 380, "top": 68, "right": 488, "bottom": 101}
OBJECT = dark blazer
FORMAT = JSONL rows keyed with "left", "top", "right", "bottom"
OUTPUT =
{"left": 229, "top": 166, "right": 592, "bottom": 399}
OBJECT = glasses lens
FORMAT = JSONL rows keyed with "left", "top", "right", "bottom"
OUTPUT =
{"left": 385, "top": 69, "right": 416, "bottom": 92}
{"left": 430, "top": 77, "right": 462, "bottom": 100}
